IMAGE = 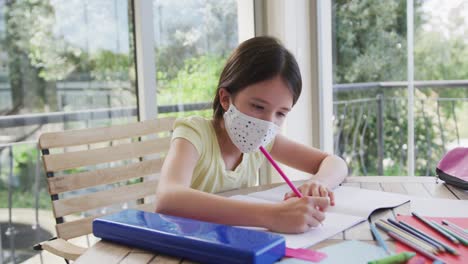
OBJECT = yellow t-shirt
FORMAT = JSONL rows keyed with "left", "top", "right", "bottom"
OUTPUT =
{"left": 171, "top": 116, "right": 272, "bottom": 193}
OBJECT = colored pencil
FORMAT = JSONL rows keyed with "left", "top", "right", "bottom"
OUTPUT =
{"left": 443, "top": 224, "right": 468, "bottom": 240}
{"left": 387, "top": 219, "right": 445, "bottom": 252}
{"left": 367, "top": 251, "right": 415, "bottom": 264}
{"left": 399, "top": 220, "right": 458, "bottom": 255}
{"left": 384, "top": 220, "right": 440, "bottom": 253}
{"left": 432, "top": 221, "right": 468, "bottom": 246}
{"left": 259, "top": 146, "right": 303, "bottom": 198}
{"left": 375, "top": 220, "right": 437, "bottom": 253}
{"left": 442, "top": 220, "right": 468, "bottom": 236}
{"left": 411, "top": 212, "right": 459, "bottom": 245}
{"left": 387, "top": 231, "right": 444, "bottom": 262}
{"left": 370, "top": 223, "right": 393, "bottom": 255}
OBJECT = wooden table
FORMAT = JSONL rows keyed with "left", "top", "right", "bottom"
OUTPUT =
{"left": 75, "top": 176, "right": 467, "bottom": 264}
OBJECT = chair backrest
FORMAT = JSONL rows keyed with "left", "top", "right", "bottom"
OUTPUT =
{"left": 38, "top": 117, "right": 175, "bottom": 241}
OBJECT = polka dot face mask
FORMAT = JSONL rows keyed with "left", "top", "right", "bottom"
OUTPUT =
{"left": 223, "top": 103, "right": 279, "bottom": 153}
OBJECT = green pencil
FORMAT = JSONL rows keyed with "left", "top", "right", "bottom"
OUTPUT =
{"left": 411, "top": 212, "right": 459, "bottom": 245}
{"left": 399, "top": 220, "right": 458, "bottom": 255}
{"left": 367, "top": 251, "right": 416, "bottom": 264}
{"left": 442, "top": 220, "right": 468, "bottom": 238}
{"left": 432, "top": 221, "right": 468, "bottom": 246}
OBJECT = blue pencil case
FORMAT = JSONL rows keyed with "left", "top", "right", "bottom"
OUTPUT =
{"left": 93, "top": 209, "right": 285, "bottom": 264}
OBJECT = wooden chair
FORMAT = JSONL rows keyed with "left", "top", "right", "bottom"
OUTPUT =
{"left": 34, "top": 117, "right": 175, "bottom": 262}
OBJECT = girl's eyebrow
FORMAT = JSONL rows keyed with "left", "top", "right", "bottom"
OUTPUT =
{"left": 251, "top": 98, "right": 291, "bottom": 112}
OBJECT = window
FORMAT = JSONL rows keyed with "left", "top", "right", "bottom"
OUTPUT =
{"left": 0, "top": 1, "right": 137, "bottom": 262}
{"left": 413, "top": 0, "right": 468, "bottom": 175}
{"left": 332, "top": 0, "right": 468, "bottom": 176}
{"left": 152, "top": 0, "right": 239, "bottom": 118}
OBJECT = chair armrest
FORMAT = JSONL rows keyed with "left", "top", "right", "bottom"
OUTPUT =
{"left": 40, "top": 238, "right": 87, "bottom": 261}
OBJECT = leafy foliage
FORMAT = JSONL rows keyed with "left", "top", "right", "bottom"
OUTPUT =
{"left": 157, "top": 54, "right": 225, "bottom": 105}
{"left": 333, "top": 0, "right": 408, "bottom": 83}
{"left": 333, "top": 0, "right": 468, "bottom": 176}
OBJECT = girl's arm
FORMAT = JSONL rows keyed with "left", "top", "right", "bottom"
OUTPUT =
{"left": 155, "top": 138, "right": 329, "bottom": 233}
{"left": 270, "top": 134, "right": 348, "bottom": 203}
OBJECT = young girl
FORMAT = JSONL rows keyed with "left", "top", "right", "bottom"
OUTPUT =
{"left": 155, "top": 36, "right": 348, "bottom": 234}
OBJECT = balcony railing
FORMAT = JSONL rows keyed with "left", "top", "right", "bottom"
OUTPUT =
{"left": 333, "top": 80, "right": 468, "bottom": 176}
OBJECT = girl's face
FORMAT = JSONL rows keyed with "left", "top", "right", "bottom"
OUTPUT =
{"left": 221, "top": 75, "right": 294, "bottom": 127}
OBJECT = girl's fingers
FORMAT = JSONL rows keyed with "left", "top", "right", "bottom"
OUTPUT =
{"left": 299, "top": 184, "right": 309, "bottom": 196}
{"left": 284, "top": 191, "right": 300, "bottom": 200}
{"left": 311, "top": 186, "right": 320, "bottom": 197}
{"left": 309, "top": 206, "right": 326, "bottom": 222}
{"left": 306, "top": 215, "right": 321, "bottom": 228}
{"left": 319, "top": 186, "right": 328, "bottom": 198}
{"left": 285, "top": 184, "right": 335, "bottom": 206}
{"left": 307, "top": 196, "right": 330, "bottom": 211}
{"left": 328, "top": 191, "right": 335, "bottom": 206}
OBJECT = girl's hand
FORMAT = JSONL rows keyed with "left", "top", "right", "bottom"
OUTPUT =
{"left": 265, "top": 196, "right": 329, "bottom": 233}
{"left": 284, "top": 181, "right": 335, "bottom": 206}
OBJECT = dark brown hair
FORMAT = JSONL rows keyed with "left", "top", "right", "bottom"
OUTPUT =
{"left": 213, "top": 36, "right": 302, "bottom": 120}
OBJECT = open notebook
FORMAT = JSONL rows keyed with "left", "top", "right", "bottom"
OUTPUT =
{"left": 231, "top": 185, "right": 410, "bottom": 248}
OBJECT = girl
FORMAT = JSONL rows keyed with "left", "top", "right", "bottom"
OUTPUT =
{"left": 155, "top": 36, "right": 348, "bottom": 234}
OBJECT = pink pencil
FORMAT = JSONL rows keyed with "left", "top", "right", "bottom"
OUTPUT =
{"left": 259, "top": 146, "right": 302, "bottom": 198}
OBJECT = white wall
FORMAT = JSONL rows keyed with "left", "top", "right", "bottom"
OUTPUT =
{"left": 134, "top": 0, "right": 157, "bottom": 121}
{"left": 237, "top": 0, "right": 255, "bottom": 42}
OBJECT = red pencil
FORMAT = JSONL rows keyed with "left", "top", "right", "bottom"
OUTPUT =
{"left": 259, "top": 146, "right": 302, "bottom": 198}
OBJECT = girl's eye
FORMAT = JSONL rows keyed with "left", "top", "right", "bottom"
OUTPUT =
{"left": 251, "top": 104, "right": 264, "bottom": 110}
{"left": 277, "top": 112, "right": 286, "bottom": 117}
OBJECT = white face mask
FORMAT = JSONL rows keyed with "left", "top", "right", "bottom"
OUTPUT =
{"left": 223, "top": 103, "right": 279, "bottom": 153}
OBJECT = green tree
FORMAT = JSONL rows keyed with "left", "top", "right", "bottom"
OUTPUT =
{"left": 157, "top": 54, "right": 225, "bottom": 106}
{"left": 332, "top": 0, "right": 467, "bottom": 176}
{"left": 333, "top": 0, "right": 410, "bottom": 83}
{"left": 154, "top": 0, "right": 236, "bottom": 97}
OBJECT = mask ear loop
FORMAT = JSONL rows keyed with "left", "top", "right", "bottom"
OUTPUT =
{"left": 224, "top": 97, "right": 236, "bottom": 115}
{"left": 227, "top": 97, "right": 233, "bottom": 110}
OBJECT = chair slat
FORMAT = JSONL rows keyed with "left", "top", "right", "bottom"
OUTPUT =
{"left": 39, "top": 117, "right": 175, "bottom": 149}
{"left": 53, "top": 180, "right": 158, "bottom": 218}
{"left": 47, "top": 158, "right": 164, "bottom": 195}
{"left": 41, "top": 238, "right": 86, "bottom": 261}
{"left": 43, "top": 137, "right": 170, "bottom": 172}
{"left": 57, "top": 203, "right": 155, "bottom": 240}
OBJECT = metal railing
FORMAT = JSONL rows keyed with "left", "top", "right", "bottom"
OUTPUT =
{"left": 333, "top": 80, "right": 468, "bottom": 176}
{"left": 0, "top": 103, "right": 211, "bottom": 129}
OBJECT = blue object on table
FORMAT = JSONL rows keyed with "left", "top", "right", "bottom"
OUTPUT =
{"left": 93, "top": 209, "right": 285, "bottom": 264}
{"left": 370, "top": 223, "right": 393, "bottom": 255}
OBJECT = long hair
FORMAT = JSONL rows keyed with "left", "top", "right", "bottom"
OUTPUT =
{"left": 212, "top": 36, "right": 302, "bottom": 120}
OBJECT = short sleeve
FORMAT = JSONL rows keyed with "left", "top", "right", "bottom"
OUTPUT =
{"left": 265, "top": 137, "right": 275, "bottom": 152}
{"left": 171, "top": 117, "right": 204, "bottom": 155}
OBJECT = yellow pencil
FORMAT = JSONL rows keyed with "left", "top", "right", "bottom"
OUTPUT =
{"left": 376, "top": 220, "right": 438, "bottom": 254}
{"left": 387, "top": 231, "right": 444, "bottom": 262}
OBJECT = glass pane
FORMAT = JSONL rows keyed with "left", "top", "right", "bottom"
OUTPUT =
{"left": 0, "top": 1, "right": 136, "bottom": 262}
{"left": 332, "top": 0, "right": 409, "bottom": 176}
{"left": 414, "top": 0, "right": 468, "bottom": 175}
{"left": 153, "top": 0, "right": 238, "bottom": 118}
